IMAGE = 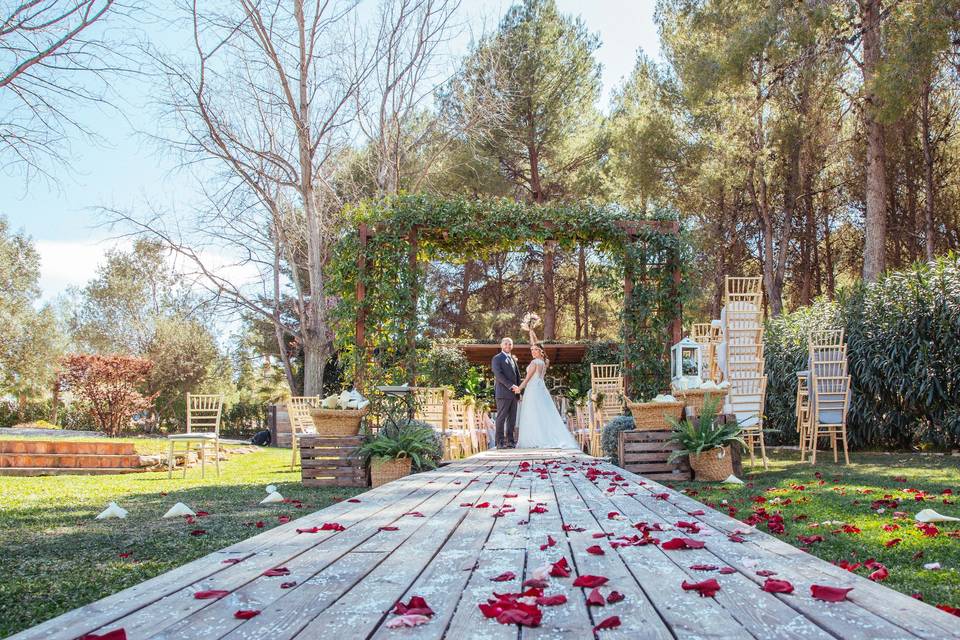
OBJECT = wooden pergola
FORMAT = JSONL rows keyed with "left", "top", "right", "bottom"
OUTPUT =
{"left": 354, "top": 218, "right": 683, "bottom": 390}
{"left": 457, "top": 343, "right": 590, "bottom": 366}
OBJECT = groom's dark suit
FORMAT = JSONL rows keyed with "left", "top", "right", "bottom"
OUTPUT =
{"left": 491, "top": 350, "right": 521, "bottom": 447}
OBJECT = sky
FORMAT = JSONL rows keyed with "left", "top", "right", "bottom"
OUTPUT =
{"left": 1, "top": 0, "right": 662, "bottom": 302}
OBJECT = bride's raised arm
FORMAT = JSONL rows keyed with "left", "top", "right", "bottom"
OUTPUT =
{"left": 527, "top": 326, "right": 539, "bottom": 347}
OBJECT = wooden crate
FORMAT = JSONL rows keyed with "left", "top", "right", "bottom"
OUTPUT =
{"left": 299, "top": 435, "right": 368, "bottom": 488}
{"left": 617, "top": 430, "right": 691, "bottom": 482}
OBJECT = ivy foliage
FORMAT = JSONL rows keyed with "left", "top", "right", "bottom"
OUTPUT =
{"left": 328, "top": 194, "right": 689, "bottom": 398}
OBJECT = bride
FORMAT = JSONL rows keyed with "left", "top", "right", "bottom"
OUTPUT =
{"left": 515, "top": 320, "right": 581, "bottom": 450}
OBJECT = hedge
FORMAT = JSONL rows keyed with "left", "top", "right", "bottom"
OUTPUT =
{"left": 763, "top": 254, "right": 960, "bottom": 449}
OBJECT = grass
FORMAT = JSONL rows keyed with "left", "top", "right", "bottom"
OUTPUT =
{"left": 672, "top": 450, "right": 960, "bottom": 613}
{"left": 0, "top": 447, "right": 365, "bottom": 637}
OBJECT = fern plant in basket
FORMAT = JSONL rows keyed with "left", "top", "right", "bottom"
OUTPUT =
{"left": 666, "top": 396, "right": 744, "bottom": 482}
{"left": 357, "top": 421, "right": 440, "bottom": 488}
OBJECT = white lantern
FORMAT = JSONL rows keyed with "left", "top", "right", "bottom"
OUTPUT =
{"left": 671, "top": 337, "right": 703, "bottom": 385}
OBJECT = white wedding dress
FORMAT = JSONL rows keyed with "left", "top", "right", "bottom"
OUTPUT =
{"left": 516, "top": 358, "right": 580, "bottom": 450}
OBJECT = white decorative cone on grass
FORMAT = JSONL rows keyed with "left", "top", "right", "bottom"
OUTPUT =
{"left": 260, "top": 484, "right": 284, "bottom": 504}
{"left": 915, "top": 508, "right": 960, "bottom": 523}
{"left": 163, "top": 502, "right": 196, "bottom": 518}
{"left": 722, "top": 475, "right": 744, "bottom": 485}
{"left": 95, "top": 502, "right": 128, "bottom": 519}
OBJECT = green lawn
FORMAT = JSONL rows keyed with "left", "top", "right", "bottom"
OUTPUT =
{"left": 0, "top": 447, "right": 364, "bottom": 637}
{"left": 672, "top": 450, "right": 960, "bottom": 614}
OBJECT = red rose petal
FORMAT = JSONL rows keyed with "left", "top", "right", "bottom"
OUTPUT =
{"left": 539, "top": 535, "right": 556, "bottom": 551}
{"left": 761, "top": 579, "right": 794, "bottom": 594}
{"left": 606, "top": 590, "right": 625, "bottom": 603}
{"left": 393, "top": 595, "right": 434, "bottom": 617}
{"left": 491, "top": 571, "right": 516, "bottom": 582}
{"left": 682, "top": 578, "right": 721, "bottom": 597}
{"left": 536, "top": 594, "right": 567, "bottom": 606}
{"left": 222, "top": 558, "right": 243, "bottom": 565}
{"left": 756, "top": 570, "right": 777, "bottom": 577}
{"left": 78, "top": 630, "right": 126, "bottom": 640}
{"left": 810, "top": 585, "right": 853, "bottom": 602}
{"left": 884, "top": 538, "right": 902, "bottom": 548}
{"left": 280, "top": 581, "right": 297, "bottom": 589}
{"left": 193, "top": 590, "right": 230, "bottom": 599}
{"left": 320, "top": 522, "right": 345, "bottom": 531}
{"left": 869, "top": 566, "right": 889, "bottom": 581}
{"left": 573, "top": 575, "right": 608, "bottom": 588}
{"left": 234, "top": 610, "right": 261, "bottom": 619}
{"left": 662, "top": 537, "right": 706, "bottom": 550}
{"left": 586, "top": 545, "right": 606, "bottom": 556}
{"left": 262, "top": 567, "right": 290, "bottom": 577}
{"left": 586, "top": 587, "right": 605, "bottom": 606}
{"left": 296, "top": 527, "right": 320, "bottom": 534}
{"left": 348, "top": 498, "right": 361, "bottom": 503}
{"left": 690, "top": 564, "right": 718, "bottom": 571}
{"left": 379, "top": 526, "right": 399, "bottom": 531}
{"left": 550, "top": 557, "right": 571, "bottom": 577}
{"left": 522, "top": 578, "right": 549, "bottom": 588}
{"left": 593, "top": 615, "right": 621, "bottom": 632}
{"left": 189, "top": 529, "right": 206, "bottom": 536}
{"left": 937, "top": 604, "right": 960, "bottom": 617}
{"left": 718, "top": 567, "right": 736, "bottom": 575}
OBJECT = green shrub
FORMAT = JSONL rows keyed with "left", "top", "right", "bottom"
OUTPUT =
{"left": 601, "top": 415, "right": 635, "bottom": 465}
{"left": 763, "top": 300, "right": 843, "bottom": 444}
{"left": 416, "top": 342, "right": 469, "bottom": 394}
{"left": 763, "top": 254, "right": 960, "bottom": 449}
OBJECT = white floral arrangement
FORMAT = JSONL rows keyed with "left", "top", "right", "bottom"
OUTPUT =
{"left": 520, "top": 312, "right": 541, "bottom": 331}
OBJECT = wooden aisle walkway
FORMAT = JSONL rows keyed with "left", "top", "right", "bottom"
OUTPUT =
{"left": 12, "top": 450, "right": 958, "bottom": 640}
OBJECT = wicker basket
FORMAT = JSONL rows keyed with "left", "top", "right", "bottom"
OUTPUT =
{"left": 627, "top": 401, "right": 684, "bottom": 430}
{"left": 688, "top": 445, "right": 733, "bottom": 482}
{"left": 670, "top": 387, "right": 728, "bottom": 414}
{"left": 371, "top": 456, "right": 412, "bottom": 488}
{"left": 308, "top": 406, "right": 369, "bottom": 436}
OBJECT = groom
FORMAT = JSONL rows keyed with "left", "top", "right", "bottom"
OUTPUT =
{"left": 491, "top": 337, "right": 522, "bottom": 448}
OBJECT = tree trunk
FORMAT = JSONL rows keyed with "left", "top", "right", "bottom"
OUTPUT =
{"left": 861, "top": 0, "right": 888, "bottom": 282}
{"left": 921, "top": 79, "right": 936, "bottom": 261}
{"left": 823, "top": 204, "right": 836, "bottom": 298}
{"left": 574, "top": 245, "right": 584, "bottom": 339}
{"left": 455, "top": 261, "right": 475, "bottom": 336}
{"left": 302, "top": 338, "right": 329, "bottom": 396}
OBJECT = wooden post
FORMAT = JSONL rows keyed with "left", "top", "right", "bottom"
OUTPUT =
{"left": 670, "top": 233, "right": 683, "bottom": 345}
{"left": 407, "top": 227, "right": 418, "bottom": 386}
{"left": 356, "top": 224, "right": 368, "bottom": 391}
{"left": 623, "top": 241, "right": 635, "bottom": 396}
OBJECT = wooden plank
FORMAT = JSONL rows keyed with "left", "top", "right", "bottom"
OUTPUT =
{"left": 286, "top": 459, "right": 515, "bottom": 638}
{"left": 563, "top": 462, "right": 756, "bottom": 639}
{"left": 367, "top": 459, "right": 522, "bottom": 639}
{"left": 160, "top": 462, "right": 512, "bottom": 640}
{"left": 544, "top": 462, "right": 673, "bottom": 639}
{"left": 520, "top": 458, "right": 595, "bottom": 639}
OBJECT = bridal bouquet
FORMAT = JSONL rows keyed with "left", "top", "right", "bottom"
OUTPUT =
{"left": 520, "top": 312, "right": 541, "bottom": 331}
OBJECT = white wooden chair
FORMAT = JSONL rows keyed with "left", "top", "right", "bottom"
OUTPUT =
{"left": 809, "top": 374, "right": 852, "bottom": 465}
{"left": 167, "top": 393, "right": 224, "bottom": 479}
{"left": 288, "top": 396, "right": 320, "bottom": 469}
{"left": 728, "top": 375, "right": 768, "bottom": 468}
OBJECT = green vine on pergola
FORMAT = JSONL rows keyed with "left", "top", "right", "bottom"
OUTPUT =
{"left": 328, "top": 194, "right": 692, "bottom": 400}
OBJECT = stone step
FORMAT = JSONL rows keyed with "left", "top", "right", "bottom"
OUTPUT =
{"left": 0, "top": 467, "right": 146, "bottom": 476}
{"left": 0, "top": 439, "right": 137, "bottom": 455}
{"left": 0, "top": 453, "right": 144, "bottom": 469}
